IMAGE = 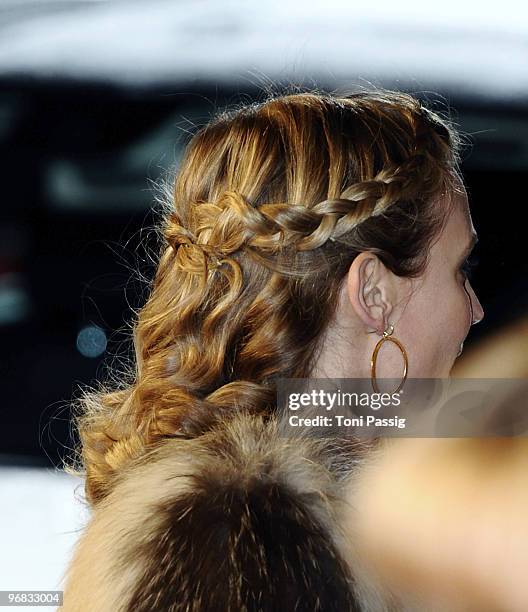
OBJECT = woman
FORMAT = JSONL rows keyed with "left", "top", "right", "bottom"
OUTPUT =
{"left": 60, "top": 89, "right": 484, "bottom": 611}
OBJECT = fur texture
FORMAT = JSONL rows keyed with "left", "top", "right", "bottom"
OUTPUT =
{"left": 59, "top": 410, "right": 403, "bottom": 611}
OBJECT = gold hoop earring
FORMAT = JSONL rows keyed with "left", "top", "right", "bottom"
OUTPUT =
{"left": 370, "top": 323, "right": 408, "bottom": 394}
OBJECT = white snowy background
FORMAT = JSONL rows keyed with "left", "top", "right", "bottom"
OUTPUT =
{"left": 0, "top": 465, "right": 87, "bottom": 609}
{"left": 0, "top": 0, "right": 526, "bottom": 99}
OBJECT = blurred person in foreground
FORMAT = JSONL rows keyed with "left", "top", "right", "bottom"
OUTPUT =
{"left": 59, "top": 88, "right": 500, "bottom": 611}
{"left": 345, "top": 314, "right": 528, "bottom": 611}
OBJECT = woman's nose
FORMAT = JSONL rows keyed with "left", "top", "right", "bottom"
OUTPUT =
{"left": 467, "top": 281, "right": 485, "bottom": 325}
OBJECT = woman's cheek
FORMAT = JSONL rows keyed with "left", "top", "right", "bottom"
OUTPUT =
{"left": 435, "top": 281, "right": 467, "bottom": 369}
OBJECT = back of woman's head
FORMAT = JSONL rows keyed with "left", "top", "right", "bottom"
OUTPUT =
{"left": 62, "top": 88, "right": 464, "bottom": 612}
{"left": 69, "top": 89, "right": 461, "bottom": 505}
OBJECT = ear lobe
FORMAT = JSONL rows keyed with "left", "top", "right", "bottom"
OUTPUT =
{"left": 347, "top": 253, "right": 393, "bottom": 333}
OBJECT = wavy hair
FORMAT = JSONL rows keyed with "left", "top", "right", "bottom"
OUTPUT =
{"left": 66, "top": 89, "right": 462, "bottom": 506}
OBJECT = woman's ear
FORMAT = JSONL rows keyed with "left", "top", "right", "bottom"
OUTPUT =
{"left": 346, "top": 252, "right": 395, "bottom": 333}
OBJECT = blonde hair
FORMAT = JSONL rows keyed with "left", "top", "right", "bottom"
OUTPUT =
{"left": 66, "top": 89, "right": 461, "bottom": 506}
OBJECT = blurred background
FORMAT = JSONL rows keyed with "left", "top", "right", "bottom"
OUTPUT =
{"left": 0, "top": 0, "right": 527, "bottom": 596}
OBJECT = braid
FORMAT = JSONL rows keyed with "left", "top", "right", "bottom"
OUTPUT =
{"left": 66, "top": 89, "right": 460, "bottom": 506}
{"left": 166, "top": 152, "right": 444, "bottom": 259}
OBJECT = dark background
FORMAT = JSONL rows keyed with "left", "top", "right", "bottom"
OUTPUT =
{"left": 1, "top": 2, "right": 527, "bottom": 468}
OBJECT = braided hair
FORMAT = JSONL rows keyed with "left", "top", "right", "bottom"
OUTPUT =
{"left": 66, "top": 89, "right": 461, "bottom": 506}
